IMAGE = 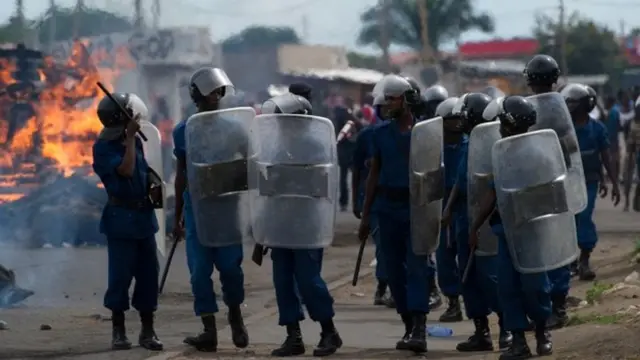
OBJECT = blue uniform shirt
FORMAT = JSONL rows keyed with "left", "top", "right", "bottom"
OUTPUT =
{"left": 486, "top": 179, "right": 503, "bottom": 234}
{"left": 606, "top": 105, "right": 620, "bottom": 149}
{"left": 371, "top": 120, "right": 413, "bottom": 211}
{"left": 446, "top": 137, "right": 468, "bottom": 210}
{"left": 172, "top": 119, "right": 192, "bottom": 207}
{"left": 575, "top": 117, "right": 609, "bottom": 181}
{"left": 353, "top": 121, "right": 388, "bottom": 212}
{"left": 92, "top": 137, "right": 158, "bottom": 239}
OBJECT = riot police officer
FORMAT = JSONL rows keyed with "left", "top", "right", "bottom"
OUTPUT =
{"left": 523, "top": 54, "right": 561, "bottom": 95}
{"left": 92, "top": 93, "right": 163, "bottom": 351}
{"left": 469, "top": 96, "right": 554, "bottom": 360}
{"left": 172, "top": 68, "right": 249, "bottom": 352}
{"left": 422, "top": 85, "right": 449, "bottom": 119}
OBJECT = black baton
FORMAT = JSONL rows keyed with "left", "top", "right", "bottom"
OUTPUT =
{"left": 96, "top": 81, "right": 148, "bottom": 141}
{"left": 159, "top": 237, "right": 179, "bottom": 294}
{"left": 352, "top": 227, "right": 379, "bottom": 286}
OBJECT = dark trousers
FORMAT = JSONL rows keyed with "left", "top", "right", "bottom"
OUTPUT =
{"left": 339, "top": 164, "right": 350, "bottom": 207}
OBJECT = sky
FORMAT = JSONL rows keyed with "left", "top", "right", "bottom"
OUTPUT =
{"left": 1, "top": 0, "right": 639, "bottom": 52}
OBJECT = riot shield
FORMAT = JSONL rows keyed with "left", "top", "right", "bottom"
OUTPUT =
{"left": 185, "top": 107, "right": 255, "bottom": 247}
{"left": 467, "top": 121, "right": 500, "bottom": 256}
{"left": 248, "top": 114, "right": 338, "bottom": 249}
{"left": 140, "top": 120, "right": 166, "bottom": 257}
{"left": 527, "top": 92, "right": 587, "bottom": 214}
{"left": 492, "top": 129, "right": 579, "bottom": 273}
{"left": 410, "top": 117, "right": 444, "bottom": 256}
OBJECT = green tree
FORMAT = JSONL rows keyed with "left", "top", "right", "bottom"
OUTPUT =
{"left": 347, "top": 51, "right": 382, "bottom": 70}
{"left": 222, "top": 26, "right": 301, "bottom": 53}
{"left": 534, "top": 12, "right": 624, "bottom": 75}
{"left": 357, "top": 0, "right": 493, "bottom": 52}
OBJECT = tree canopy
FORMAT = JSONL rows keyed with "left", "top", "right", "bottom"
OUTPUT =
{"left": 534, "top": 12, "right": 624, "bottom": 75}
{"left": 222, "top": 26, "right": 301, "bottom": 53}
{"left": 0, "top": 6, "right": 131, "bottom": 44}
{"left": 357, "top": 0, "right": 494, "bottom": 52}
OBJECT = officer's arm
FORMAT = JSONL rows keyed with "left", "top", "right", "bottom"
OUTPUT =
{"left": 470, "top": 188, "right": 497, "bottom": 234}
{"left": 361, "top": 155, "right": 379, "bottom": 220}
{"left": 442, "top": 183, "right": 459, "bottom": 216}
{"left": 116, "top": 136, "right": 137, "bottom": 177}
{"left": 598, "top": 124, "right": 617, "bottom": 184}
{"left": 174, "top": 156, "right": 186, "bottom": 221}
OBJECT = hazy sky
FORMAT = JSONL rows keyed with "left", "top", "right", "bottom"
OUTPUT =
{"left": 1, "top": 0, "right": 638, "bottom": 52}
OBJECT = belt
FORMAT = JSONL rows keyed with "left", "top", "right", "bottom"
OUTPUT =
{"left": 108, "top": 196, "right": 152, "bottom": 210}
{"left": 376, "top": 186, "right": 410, "bottom": 203}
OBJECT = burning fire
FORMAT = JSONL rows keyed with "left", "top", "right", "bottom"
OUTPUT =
{"left": 0, "top": 40, "right": 135, "bottom": 203}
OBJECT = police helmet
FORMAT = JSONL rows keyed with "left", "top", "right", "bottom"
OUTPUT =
{"left": 189, "top": 67, "right": 235, "bottom": 104}
{"left": 523, "top": 54, "right": 561, "bottom": 86}
{"left": 482, "top": 97, "right": 505, "bottom": 122}
{"left": 96, "top": 92, "right": 148, "bottom": 128}
{"left": 480, "top": 86, "right": 505, "bottom": 99}
{"left": 403, "top": 76, "right": 421, "bottom": 93}
{"left": 453, "top": 92, "right": 492, "bottom": 133}
{"left": 372, "top": 74, "right": 418, "bottom": 104}
{"left": 372, "top": 94, "right": 387, "bottom": 107}
{"left": 435, "top": 97, "right": 459, "bottom": 119}
{"left": 585, "top": 85, "right": 597, "bottom": 112}
{"left": 497, "top": 96, "right": 537, "bottom": 132}
{"left": 261, "top": 93, "right": 312, "bottom": 115}
{"left": 561, "top": 83, "right": 591, "bottom": 113}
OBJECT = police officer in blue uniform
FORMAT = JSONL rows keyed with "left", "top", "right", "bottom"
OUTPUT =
{"left": 442, "top": 93, "right": 512, "bottom": 351}
{"left": 562, "top": 84, "right": 620, "bottom": 280}
{"left": 358, "top": 75, "right": 432, "bottom": 353}
{"left": 172, "top": 68, "right": 248, "bottom": 352}
{"left": 431, "top": 97, "right": 464, "bottom": 322}
{"left": 257, "top": 93, "right": 342, "bottom": 357}
{"left": 422, "top": 85, "right": 449, "bottom": 119}
{"left": 470, "top": 96, "right": 553, "bottom": 360}
{"left": 524, "top": 54, "right": 572, "bottom": 331}
{"left": 92, "top": 93, "right": 163, "bottom": 351}
{"left": 352, "top": 94, "right": 390, "bottom": 306}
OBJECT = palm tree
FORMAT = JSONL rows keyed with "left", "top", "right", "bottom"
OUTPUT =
{"left": 357, "top": 0, "right": 494, "bottom": 52}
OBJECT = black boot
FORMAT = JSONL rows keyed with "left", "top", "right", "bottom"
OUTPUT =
{"left": 183, "top": 315, "right": 218, "bottom": 352}
{"left": 456, "top": 317, "right": 493, "bottom": 352}
{"left": 228, "top": 305, "right": 249, "bottom": 348}
{"left": 396, "top": 313, "right": 413, "bottom": 350}
{"left": 578, "top": 250, "right": 596, "bottom": 281}
{"left": 438, "top": 296, "right": 463, "bottom": 322}
{"left": 546, "top": 294, "right": 568, "bottom": 330}
{"left": 499, "top": 331, "right": 532, "bottom": 360}
{"left": 111, "top": 311, "right": 132, "bottom": 350}
{"left": 535, "top": 322, "right": 553, "bottom": 356}
{"left": 497, "top": 314, "right": 513, "bottom": 350}
{"left": 405, "top": 312, "right": 427, "bottom": 353}
{"left": 271, "top": 322, "right": 305, "bottom": 357}
{"left": 138, "top": 312, "right": 163, "bottom": 351}
{"left": 374, "top": 281, "right": 387, "bottom": 306}
{"left": 313, "top": 320, "right": 342, "bottom": 357}
{"left": 385, "top": 293, "right": 397, "bottom": 309}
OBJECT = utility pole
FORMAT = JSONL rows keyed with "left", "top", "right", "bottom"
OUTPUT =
{"left": 134, "top": 0, "right": 144, "bottom": 30}
{"left": 558, "top": 0, "right": 568, "bottom": 80}
{"left": 152, "top": 0, "right": 161, "bottom": 29}
{"left": 378, "top": 0, "right": 391, "bottom": 72}
{"left": 417, "top": 0, "right": 432, "bottom": 65}
{"left": 72, "top": 0, "right": 84, "bottom": 39}
{"left": 15, "top": 0, "right": 25, "bottom": 42}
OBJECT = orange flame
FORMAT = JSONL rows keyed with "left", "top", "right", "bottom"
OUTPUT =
{"left": 0, "top": 40, "right": 136, "bottom": 203}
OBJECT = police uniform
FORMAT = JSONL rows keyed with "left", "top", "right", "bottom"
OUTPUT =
{"left": 172, "top": 68, "right": 248, "bottom": 352}
{"left": 434, "top": 97, "right": 464, "bottom": 322}
{"left": 92, "top": 93, "right": 163, "bottom": 351}
{"left": 252, "top": 93, "right": 342, "bottom": 357}
{"left": 478, "top": 96, "right": 554, "bottom": 360}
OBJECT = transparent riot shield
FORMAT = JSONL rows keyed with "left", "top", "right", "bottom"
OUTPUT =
{"left": 467, "top": 121, "right": 500, "bottom": 256}
{"left": 410, "top": 117, "right": 443, "bottom": 256}
{"left": 492, "top": 129, "right": 579, "bottom": 273}
{"left": 185, "top": 107, "right": 255, "bottom": 247}
{"left": 140, "top": 120, "right": 166, "bottom": 257}
{"left": 527, "top": 92, "right": 587, "bottom": 214}
{"left": 248, "top": 114, "right": 338, "bottom": 249}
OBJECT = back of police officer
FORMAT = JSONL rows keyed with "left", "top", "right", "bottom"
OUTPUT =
{"left": 421, "top": 84, "right": 449, "bottom": 119}
{"left": 92, "top": 93, "right": 163, "bottom": 351}
{"left": 172, "top": 67, "right": 249, "bottom": 352}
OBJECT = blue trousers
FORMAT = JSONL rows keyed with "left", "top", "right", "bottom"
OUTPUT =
{"left": 378, "top": 210, "right": 432, "bottom": 314}
{"left": 496, "top": 231, "right": 552, "bottom": 331}
{"left": 104, "top": 235, "right": 159, "bottom": 313}
{"left": 547, "top": 265, "right": 571, "bottom": 297}
{"left": 576, "top": 181, "right": 599, "bottom": 252}
{"left": 457, "top": 216, "right": 499, "bottom": 318}
{"left": 184, "top": 204, "right": 245, "bottom": 316}
{"left": 436, "top": 220, "right": 459, "bottom": 297}
{"left": 370, "top": 215, "right": 387, "bottom": 282}
{"left": 271, "top": 248, "right": 335, "bottom": 326}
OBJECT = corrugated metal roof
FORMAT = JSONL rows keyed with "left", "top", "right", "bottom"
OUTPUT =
{"left": 283, "top": 67, "right": 385, "bottom": 85}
